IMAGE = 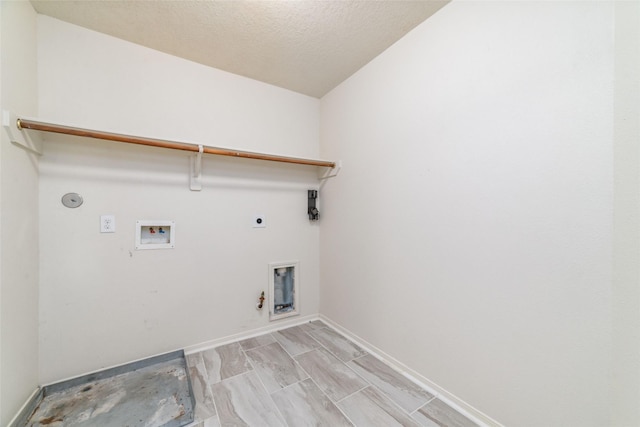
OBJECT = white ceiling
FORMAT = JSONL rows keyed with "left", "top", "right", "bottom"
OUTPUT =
{"left": 30, "top": 0, "right": 449, "bottom": 98}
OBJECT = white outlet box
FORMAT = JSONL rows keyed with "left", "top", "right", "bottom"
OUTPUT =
{"left": 253, "top": 215, "right": 266, "bottom": 228}
{"left": 100, "top": 215, "right": 115, "bottom": 233}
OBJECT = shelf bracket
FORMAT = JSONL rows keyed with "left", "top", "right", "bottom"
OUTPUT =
{"left": 3, "top": 111, "right": 42, "bottom": 155}
{"left": 318, "top": 160, "right": 342, "bottom": 181}
{"left": 190, "top": 144, "right": 204, "bottom": 191}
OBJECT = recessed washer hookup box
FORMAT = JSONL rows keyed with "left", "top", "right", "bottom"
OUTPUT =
{"left": 136, "top": 220, "right": 176, "bottom": 250}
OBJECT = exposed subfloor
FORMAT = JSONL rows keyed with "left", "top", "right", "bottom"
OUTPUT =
{"left": 184, "top": 321, "right": 480, "bottom": 427}
{"left": 23, "top": 351, "right": 193, "bottom": 427}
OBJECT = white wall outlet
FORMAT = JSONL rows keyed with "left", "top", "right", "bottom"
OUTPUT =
{"left": 253, "top": 214, "right": 266, "bottom": 228}
{"left": 100, "top": 215, "right": 115, "bottom": 233}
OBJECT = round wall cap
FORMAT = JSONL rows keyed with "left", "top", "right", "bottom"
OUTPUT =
{"left": 61, "top": 193, "right": 83, "bottom": 208}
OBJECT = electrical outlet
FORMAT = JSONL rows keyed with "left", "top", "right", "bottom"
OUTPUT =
{"left": 100, "top": 215, "right": 115, "bottom": 233}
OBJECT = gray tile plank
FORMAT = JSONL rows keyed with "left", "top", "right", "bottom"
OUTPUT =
{"left": 238, "top": 333, "right": 276, "bottom": 351}
{"left": 273, "top": 325, "right": 322, "bottom": 356}
{"left": 201, "top": 417, "right": 221, "bottom": 427}
{"left": 202, "top": 342, "right": 252, "bottom": 384}
{"left": 211, "top": 371, "right": 286, "bottom": 427}
{"left": 310, "top": 320, "right": 328, "bottom": 328}
{"left": 245, "top": 342, "right": 309, "bottom": 393}
{"left": 185, "top": 416, "right": 221, "bottom": 427}
{"left": 186, "top": 353, "right": 217, "bottom": 422}
{"left": 295, "top": 347, "right": 368, "bottom": 402}
{"left": 348, "top": 355, "right": 433, "bottom": 413}
{"left": 192, "top": 325, "right": 466, "bottom": 427}
{"left": 308, "top": 327, "right": 367, "bottom": 362}
{"left": 271, "top": 378, "right": 353, "bottom": 427}
{"left": 412, "top": 398, "right": 479, "bottom": 427}
{"left": 297, "top": 320, "right": 329, "bottom": 333}
{"left": 338, "top": 386, "right": 420, "bottom": 427}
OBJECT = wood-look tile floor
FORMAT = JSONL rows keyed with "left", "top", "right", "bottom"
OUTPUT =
{"left": 185, "top": 321, "right": 480, "bottom": 427}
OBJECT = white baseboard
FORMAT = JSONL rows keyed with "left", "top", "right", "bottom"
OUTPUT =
{"left": 183, "top": 314, "right": 320, "bottom": 354}
{"left": 7, "top": 387, "right": 41, "bottom": 427}
{"left": 318, "top": 315, "right": 503, "bottom": 427}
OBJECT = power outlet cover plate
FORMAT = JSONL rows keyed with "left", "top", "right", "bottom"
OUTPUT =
{"left": 100, "top": 215, "right": 115, "bottom": 233}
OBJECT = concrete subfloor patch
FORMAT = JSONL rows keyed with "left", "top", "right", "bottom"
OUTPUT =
{"left": 20, "top": 351, "right": 194, "bottom": 427}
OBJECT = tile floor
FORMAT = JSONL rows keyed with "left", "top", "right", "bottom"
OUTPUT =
{"left": 184, "top": 320, "right": 480, "bottom": 427}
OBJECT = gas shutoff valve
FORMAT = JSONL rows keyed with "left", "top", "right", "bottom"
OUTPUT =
{"left": 308, "top": 190, "right": 319, "bottom": 221}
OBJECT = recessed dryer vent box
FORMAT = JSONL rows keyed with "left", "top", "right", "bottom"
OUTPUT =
{"left": 268, "top": 261, "right": 299, "bottom": 321}
{"left": 136, "top": 220, "right": 175, "bottom": 250}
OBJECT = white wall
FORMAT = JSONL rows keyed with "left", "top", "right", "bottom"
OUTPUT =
{"left": 612, "top": 1, "right": 640, "bottom": 425}
{"left": 0, "top": 1, "right": 39, "bottom": 424}
{"left": 320, "top": 2, "right": 615, "bottom": 426}
{"left": 12, "top": 2, "right": 637, "bottom": 424}
{"left": 37, "top": 16, "right": 321, "bottom": 384}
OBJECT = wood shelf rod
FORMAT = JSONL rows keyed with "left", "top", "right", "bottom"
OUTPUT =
{"left": 16, "top": 118, "right": 336, "bottom": 169}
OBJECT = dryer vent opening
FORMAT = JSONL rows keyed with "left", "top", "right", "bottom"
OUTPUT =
{"left": 268, "top": 261, "right": 299, "bottom": 321}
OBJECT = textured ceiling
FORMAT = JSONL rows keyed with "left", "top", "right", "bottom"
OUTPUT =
{"left": 30, "top": 0, "right": 448, "bottom": 98}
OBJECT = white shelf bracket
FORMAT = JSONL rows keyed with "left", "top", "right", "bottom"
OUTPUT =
{"left": 190, "top": 144, "right": 204, "bottom": 191}
{"left": 318, "top": 160, "right": 342, "bottom": 181}
{"left": 3, "top": 110, "right": 42, "bottom": 155}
